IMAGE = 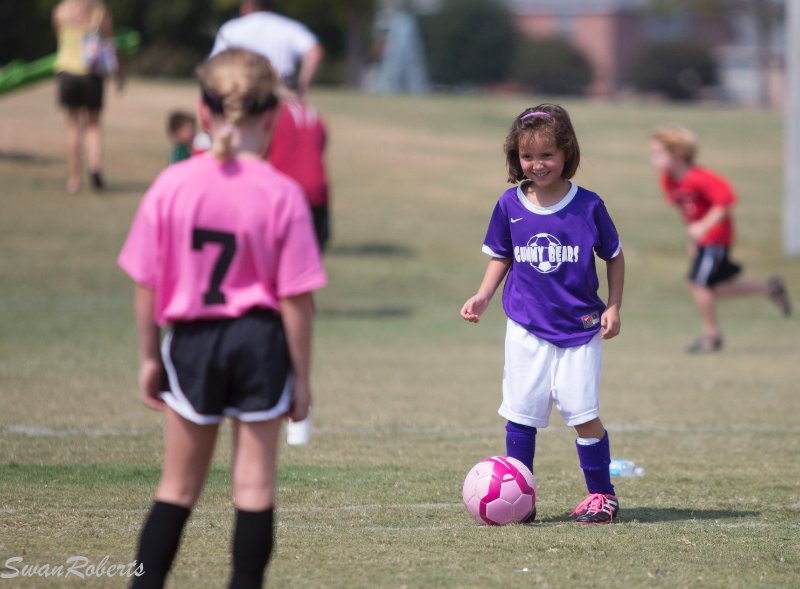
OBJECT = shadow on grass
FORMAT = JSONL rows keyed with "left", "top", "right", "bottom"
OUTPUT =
{"left": 620, "top": 507, "right": 760, "bottom": 522}
{"left": 537, "top": 507, "right": 760, "bottom": 524}
{"left": 328, "top": 241, "right": 416, "bottom": 258}
{"left": 0, "top": 150, "right": 59, "bottom": 165}
{"left": 317, "top": 306, "right": 413, "bottom": 320}
{"left": 100, "top": 180, "right": 153, "bottom": 195}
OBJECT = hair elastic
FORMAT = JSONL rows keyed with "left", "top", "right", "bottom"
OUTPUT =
{"left": 201, "top": 87, "right": 225, "bottom": 114}
{"left": 201, "top": 87, "right": 278, "bottom": 116}
{"left": 520, "top": 111, "right": 550, "bottom": 120}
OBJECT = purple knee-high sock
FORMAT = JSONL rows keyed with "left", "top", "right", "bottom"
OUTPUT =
{"left": 505, "top": 421, "right": 537, "bottom": 474}
{"left": 576, "top": 431, "right": 615, "bottom": 495}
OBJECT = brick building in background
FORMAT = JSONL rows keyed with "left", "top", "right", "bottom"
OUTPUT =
{"left": 505, "top": 0, "right": 784, "bottom": 105}
{"left": 507, "top": 0, "right": 740, "bottom": 100}
{"left": 395, "top": 0, "right": 786, "bottom": 105}
{"left": 508, "top": 0, "right": 649, "bottom": 98}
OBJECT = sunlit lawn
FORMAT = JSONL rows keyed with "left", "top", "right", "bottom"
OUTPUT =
{"left": 0, "top": 78, "right": 798, "bottom": 588}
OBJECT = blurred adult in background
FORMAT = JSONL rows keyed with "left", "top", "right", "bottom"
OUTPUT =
{"left": 369, "top": 1, "right": 429, "bottom": 95}
{"left": 211, "top": 0, "right": 324, "bottom": 98}
{"left": 211, "top": 0, "right": 331, "bottom": 253}
{"left": 52, "top": 0, "right": 122, "bottom": 194}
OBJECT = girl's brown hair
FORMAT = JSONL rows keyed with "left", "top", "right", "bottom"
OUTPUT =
{"left": 504, "top": 103, "right": 580, "bottom": 183}
{"left": 196, "top": 49, "right": 281, "bottom": 161}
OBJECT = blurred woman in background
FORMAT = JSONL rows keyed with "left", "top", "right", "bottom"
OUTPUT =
{"left": 52, "top": 0, "right": 122, "bottom": 193}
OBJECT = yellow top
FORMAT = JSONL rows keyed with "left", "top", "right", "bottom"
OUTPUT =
{"left": 54, "top": 1, "right": 110, "bottom": 75}
{"left": 55, "top": 25, "right": 89, "bottom": 74}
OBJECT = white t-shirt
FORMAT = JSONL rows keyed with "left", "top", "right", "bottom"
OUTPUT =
{"left": 211, "top": 12, "right": 317, "bottom": 80}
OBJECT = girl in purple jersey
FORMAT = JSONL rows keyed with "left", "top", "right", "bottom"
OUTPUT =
{"left": 461, "top": 104, "right": 625, "bottom": 524}
{"left": 120, "top": 49, "right": 326, "bottom": 587}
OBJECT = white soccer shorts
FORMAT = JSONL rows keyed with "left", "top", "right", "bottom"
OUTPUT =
{"left": 498, "top": 319, "right": 602, "bottom": 428}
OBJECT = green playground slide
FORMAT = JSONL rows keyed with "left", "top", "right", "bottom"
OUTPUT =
{"left": 0, "top": 28, "right": 140, "bottom": 95}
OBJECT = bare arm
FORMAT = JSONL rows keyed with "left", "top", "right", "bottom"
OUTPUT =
{"left": 134, "top": 284, "right": 165, "bottom": 410}
{"left": 601, "top": 251, "right": 625, "bottom": 340}
{"left": 280, "top": 292, "right": 315, "bottom": 421}
{"left": 460, "top": 257, "right": 512, "bottom": 323}
{"left": 99, "top": 8, "right": 125, "bottom": 90}
{"left": 297, "top": 44, "right": 324, "bottom": 98}
{"left": 687, "top": 205, "right": 728, "bottom": 242}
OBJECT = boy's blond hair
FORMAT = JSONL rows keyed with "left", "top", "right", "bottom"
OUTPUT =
{"left": 651, "top": 124, "right": 698, "bottom": 165}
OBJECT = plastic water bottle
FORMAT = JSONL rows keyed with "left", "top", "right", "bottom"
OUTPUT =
{"left": 609, "top": 458, "right": 644, "bottom": 477}
{"left": 286, "top": 410, "right": 312, "bottom": 446}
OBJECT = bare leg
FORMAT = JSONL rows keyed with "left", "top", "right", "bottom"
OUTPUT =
{"left": 574, "top": 417, "right": 606, "bottom": 440}
{"left": 229, "top": 419, "right": 281, "bottom": 589}
{"left": 689, "top": 282, "right": 720, "bottom": 338}
{"left": 64, "top": 108, "right": 82, "bottom": 193}
{"left": 231, "top": 419, "right": 282, "bottom": 511}
{"left": 85, "top": 109, "right": 104, "bottom": 189}
{"left": 155, "top": 408, "right": 220, "bottom": 508}
{"left": 714, "top": 278, "right": 770, "bottom": 298}
{"left": 714, "top": 277, "right": 791, "bottom": 316}
{"left": 85, "top": 109, "right": 103, "bottom": 172}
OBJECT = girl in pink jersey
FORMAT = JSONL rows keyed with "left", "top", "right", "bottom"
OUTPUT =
{"left": 119, "top": 49, "right": 326, "bottom": 588}
{"left": 650, "top": 125, "right": 790, "bottom": 353}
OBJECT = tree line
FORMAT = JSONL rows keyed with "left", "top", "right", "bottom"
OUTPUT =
{"left": 0, "top": 0, "right": 367, "bottom": 83}
{"left": 0, "top": 0, "right": 785, "bottom": 102}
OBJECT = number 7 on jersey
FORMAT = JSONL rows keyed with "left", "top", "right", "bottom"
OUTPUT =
{"left": 192, "top": 228, "right": 237, "bottom": 305}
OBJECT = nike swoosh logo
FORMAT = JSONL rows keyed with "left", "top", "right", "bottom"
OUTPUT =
{"left": 511, "top": 217, "right": 523, "bottom": 223}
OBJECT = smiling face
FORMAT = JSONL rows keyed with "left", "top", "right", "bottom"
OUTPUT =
{"left": 519, "top": 132, "right": 566, "bottom": 190}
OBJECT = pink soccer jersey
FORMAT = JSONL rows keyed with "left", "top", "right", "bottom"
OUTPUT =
{"left": 118, "top": 155, "right": 327, "bottom": 325}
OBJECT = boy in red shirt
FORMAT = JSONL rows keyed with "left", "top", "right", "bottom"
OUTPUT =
{"left": 650, "top": 124, "right": 791, "bottom": 353}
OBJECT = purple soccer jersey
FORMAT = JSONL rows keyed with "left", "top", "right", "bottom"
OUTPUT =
{"left": 482, "top": 182, "right": 621, "bottom": 347}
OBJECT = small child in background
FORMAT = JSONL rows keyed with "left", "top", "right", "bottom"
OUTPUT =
{"left": 461, "top": 104, "right": 625, "bottom": 524}
{"left": 267, "top": 99, "right": 330, "bottom": 251}
{"left": 650, "top": 124, "right": 791, "bottom": 354}
{"left": 166, "top": 110, "right": 211, "bottom": 164}
{"left": 166, "top": 111, "right": 196, "bottom": 163}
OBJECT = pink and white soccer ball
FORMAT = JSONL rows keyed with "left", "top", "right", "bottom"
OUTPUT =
{"left": 462, "top": 456, "right": 536, "bottom": 525}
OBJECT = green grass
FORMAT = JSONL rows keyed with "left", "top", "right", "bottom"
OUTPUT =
{"left": 1, "top": 79, "right": 799, "bottom": 588}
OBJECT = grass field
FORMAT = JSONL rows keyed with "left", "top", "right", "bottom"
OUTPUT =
{"left": 1, "top": 78, "right": 799, "bottom": 588}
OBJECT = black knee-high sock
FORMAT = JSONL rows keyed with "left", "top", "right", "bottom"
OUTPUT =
{"left": 229, "top": 507, "right": 274, "bottom": 589}
{"left": 130, "top": 501, "right": 191, "bottom": 589}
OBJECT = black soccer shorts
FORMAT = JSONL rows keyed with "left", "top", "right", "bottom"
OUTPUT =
{"left": 161, "top": 309, "right": 292, "bottom": 424}
{"left": 57, "top": 72, "right": 104, "bottom": 111}
{"left": 688, "top": 245, "right": 742, "bottom": 287}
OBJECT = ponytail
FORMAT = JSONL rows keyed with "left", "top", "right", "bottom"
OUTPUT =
{"left": 197, "top": 49, "right": 281, "bottom": 161}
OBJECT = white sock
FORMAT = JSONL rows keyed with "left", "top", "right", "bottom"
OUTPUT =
{"left": 576, "top": 437, "right": 601, "bottom": 446}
